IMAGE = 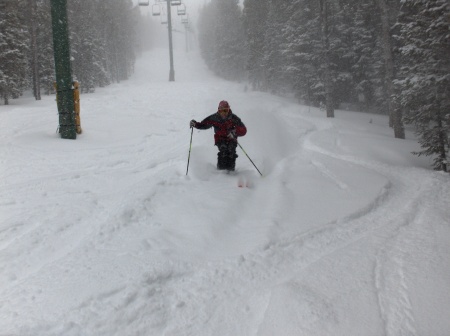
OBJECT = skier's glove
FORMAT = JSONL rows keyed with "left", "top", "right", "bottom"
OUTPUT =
{"left": 190, "top": 120, "right": 197, "bottom": 128}
{"left": 227, "top": 128, "right": 236, "bottom": 139}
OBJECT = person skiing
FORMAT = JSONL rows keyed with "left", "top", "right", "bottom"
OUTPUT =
{"left": 190, "top": 100, "right": 247, "bottom": 171}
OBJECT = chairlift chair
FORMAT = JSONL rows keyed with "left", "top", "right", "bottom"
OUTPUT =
{"left": 152, "top": 4, "right": 161, "bottom": 16}
{"left": 138, "top": 0, "right": 149, "bottom": 6}
{"left": 177, "top": 3, "right": 186, "bottom": 15}
{"left": 171, "top": 0, "right": 182, "bottom": 6}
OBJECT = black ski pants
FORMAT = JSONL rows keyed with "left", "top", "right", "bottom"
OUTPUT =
{"left": 216, "top": 141, "right": 238, "bottom": 170}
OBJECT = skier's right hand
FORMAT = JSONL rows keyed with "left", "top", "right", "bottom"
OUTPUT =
{"left": 190, "top": 120, "right": 197, "bottom": 128}
{"left": 227, "top": 128, "right": 236, "bottom": 139}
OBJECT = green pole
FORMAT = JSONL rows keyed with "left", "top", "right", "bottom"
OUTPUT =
{"left": 186, "top": 127, "right": 193, "bottom": 175}
{"left": 50, "top": 0, "right": 76, "bottom": 139}
{"left": 167, "top": 0, "right": 175, "bottom": 81}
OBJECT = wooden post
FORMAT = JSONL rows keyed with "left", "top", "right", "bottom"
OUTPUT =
{"left": 73, "top": 81, "right": 82, "bottom": 134}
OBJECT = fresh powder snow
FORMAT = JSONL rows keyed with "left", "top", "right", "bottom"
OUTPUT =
{"left": 1, "top": 38, "right": 449, "bottom": 336}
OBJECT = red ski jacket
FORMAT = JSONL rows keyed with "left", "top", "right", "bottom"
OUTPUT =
{"left": 194, "top": 110, "right": 247, "bottom": 144}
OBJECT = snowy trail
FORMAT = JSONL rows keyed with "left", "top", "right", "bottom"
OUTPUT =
{"left": 299, "top": 113, "right": 450, "bottom": 336}
{"left": 1, "top": 45, "right": 449, "bottom": 336}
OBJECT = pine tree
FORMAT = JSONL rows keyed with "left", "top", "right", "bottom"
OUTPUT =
{"left": 394, "top": 0, "right": 449, "bottom": 171}
{"left": 339, "top": 0, "right": 384, "bottom": 112}
{"left": 66, "top": 0, "right": 137, "bottom": 90}
{"left": 198, "top": 0, "right": 246, "bottom": 81}
{"left": 28, "top": 0, "right": 41, "bottom": 100}
{"left": 261, "top": 0, "right": 291, "bottom": 95}
{"left": 0, "top": 0, "right": 29, "bottom": 104}
{"left": 375, "top": 0, "right": 405, "bottom": 138}
{"left": 213, "top": 0, "right": 246, "bottom": 81}
{"left": 100, "top": 0, "right": 137, "bottom": 84}
{"left": 285, "top": 0, "right": 324, "bottom": 106}
{"left": 243, "top": 0, "right": 269, "bottom": 90}
{"left": 198, "top": 3, "right": 217, "bottom": 71}
{"left": 69, "top": 0, "right": 102, "bottom": 92}
{"left": 317, "top": 0, "right": 336, "bottom": 117}
{"left": 355, "top": 1, "right": 385, "bottom": 112}
{"left": 36, "top": 0, "right": 55, "bottom": 95}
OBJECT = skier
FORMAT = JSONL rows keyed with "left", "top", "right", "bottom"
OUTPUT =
{"left": 190, "top": 100, "right": 247, "bottom": 171}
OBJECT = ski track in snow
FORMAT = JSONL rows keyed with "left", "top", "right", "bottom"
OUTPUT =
{"left": 300, "top": 113, "right": 450, "bottom": 336}
{"left": 1, "top": 47, "right": 449, "bottom": 335}
{"left": 19, "top": 111, "right": 439, "bottom": 336}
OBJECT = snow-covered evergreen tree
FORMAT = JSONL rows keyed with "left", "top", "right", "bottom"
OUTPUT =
{"left": 351, "top": 1, "right": 385, "bottom": 113}
{"left": 198, "top": 3, "right": 216, "bottom": 71}
{"left": 283, "top": 0, "right": 323, "bottom": 106}
{"left": 28, "top": 0, "right": 41, "bottom": 100}
{"left": 261, "top": 0, "right": 290, "bottom": 95}
{"left": 0, "top": 0, "right": 139, "bottom": 101}
{"left": 0, "top": 0, "right": 29, "bottom": 104}
{"left": 243, "top": 0, "right": 268, "bottom": 90}
{"left": 375, "top": 0, "right": 404, "bottom": 138}
{"left": 198, "top": 0, "right": 246, "bottom": 81}
{"left": 36, "top": 0, "right": 56, "bottom": 95}
{"left": 336, "top": 0, "right": 386, "bottom": 113}
{"left": 394, "top": 0, "right": 449, "bottom": 171}
{"left": 69, "top": 0, "right": 104, "bottom": 92}
{"left": 68, "top": 0, "right": 137, "bottom": 88}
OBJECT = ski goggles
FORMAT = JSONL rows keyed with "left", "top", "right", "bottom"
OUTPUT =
{"left": 218, "top": 108, "right": 230, "bottom": 113}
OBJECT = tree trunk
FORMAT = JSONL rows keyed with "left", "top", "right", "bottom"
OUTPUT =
{"left": 376, "top": 0, "right": 404, "bottom": 138}
{"left": 437, "top": 112, "right": 448, "bottom": 172}
{"left": 319, "top": 0, "right": 334, "bottom": 118}
{"left": 29, "top": 0, "right": 41, "bottom": 100}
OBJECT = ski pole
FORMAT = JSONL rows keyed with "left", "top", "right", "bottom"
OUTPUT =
{"left": 237, "top": 142, "right": 263, "bottom": 177}
{"left": 186, "top": 127, "right": 194, "bottom": 175}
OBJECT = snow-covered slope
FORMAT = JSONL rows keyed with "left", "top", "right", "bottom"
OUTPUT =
{"left": 1, "top": 45, "right": 449, "bottom": 336}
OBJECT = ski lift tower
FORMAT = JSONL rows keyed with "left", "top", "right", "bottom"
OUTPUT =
{"left": 50, "top": 0, "right": 76, "bottom": 139}
{"left": 140, "top": 0, "right": 185, "bottom": 82}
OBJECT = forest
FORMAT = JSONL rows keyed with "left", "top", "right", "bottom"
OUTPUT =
{"left": 0, "top": 0, "right": 448, "bottom": 171}
{"left": 0, "top": 0, "right": 154, "bottom": 100}
{"left": 198, "top": 0, "right": 449, "bottom": 171}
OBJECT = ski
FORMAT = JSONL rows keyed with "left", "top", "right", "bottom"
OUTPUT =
{"left": 237, "top": 175, "right": 251, "bottom": 188}
{"left": 214, "top": 167, "right": 253, "bottom": 188}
